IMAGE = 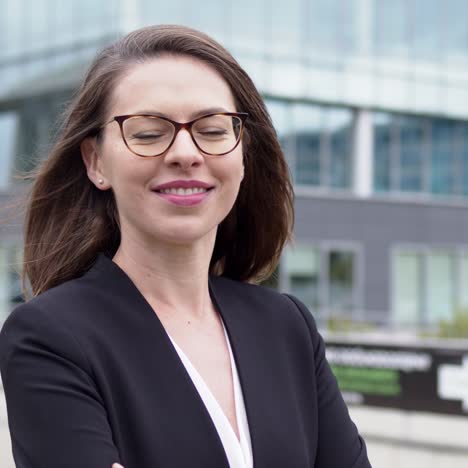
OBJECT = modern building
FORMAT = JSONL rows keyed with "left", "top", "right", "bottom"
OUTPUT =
{"left": 1, "top": 0, "right": 468, "bottom": 334}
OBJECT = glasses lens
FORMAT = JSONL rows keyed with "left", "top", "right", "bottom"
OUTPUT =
{"left": 192, "top": 115, "right": 242, "bottom": 155}
{"left": 122, "top": 116, "right": 175, "bottom": 156}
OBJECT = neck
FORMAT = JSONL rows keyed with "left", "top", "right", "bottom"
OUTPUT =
{"left": 112, "top": 230, "right": 217, "bottom": 322}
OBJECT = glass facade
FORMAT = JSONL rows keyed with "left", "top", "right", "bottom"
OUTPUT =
{"left": 393, "top": 248, "right": 468, "bottom": 327}
{"left": 0, "top": 112, "right": 18, "bottom": 189}
{"left": 373, "top": 112, "right": 468, "bottom": 198}
{"left": 285, "top": 245, "right": 360, "bottom": 322}
{"left": 460, "top": 254, "right": 468, "bottom": 309}
{"left": 0, "top": 1, "right": 119, "bottom": 100}
{"left": 373, "top": 0, "right": 409, "bottom": 58}
{"left": 2, "top": 0, "right": 468, "bottom": 333}
{"left": 1, "top": 0, "right": 118, "bottom": 57}
{"left": 8, "top": 90, "right": 72, "bottom": 174}
{"left": 328, "top": 251, "right": 355, "bottom": 312}
{"left": 426, "top": 251, "right": 454, "bottom": 323}
{"left": 286, "top": 246, "right": 320, "bottom": 311}
{"left": 267, "top": 99, "right": 353, "bottom": 190}
{"left": 374, "top": 0, "right": 468, "bottom": 64}
{"left": 394, "top": 252, "right": 421, "bottom": 325}
{"left": 0, "top": 245, "right": 23, "bottom": 326}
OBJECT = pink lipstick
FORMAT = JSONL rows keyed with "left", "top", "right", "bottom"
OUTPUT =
{"left": 151, "top": 179, "right": 214, "bottom": 206}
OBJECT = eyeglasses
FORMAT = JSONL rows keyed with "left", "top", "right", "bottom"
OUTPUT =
{"left": 100, "top": 112, "right": 248, "bottom": 157}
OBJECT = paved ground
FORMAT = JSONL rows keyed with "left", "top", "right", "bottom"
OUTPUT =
{"left": 350, "top": 406, "right": 468, "bottom": 468}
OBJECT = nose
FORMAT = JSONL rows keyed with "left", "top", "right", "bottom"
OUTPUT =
{"left": 163, "top": 128, "right": 204, "bottom": 169}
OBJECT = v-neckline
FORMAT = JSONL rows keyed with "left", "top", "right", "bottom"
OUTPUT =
{"left": 166, "top": 320, "right": 242, "bottom": 443}
{"left": 90, "top": 253, "right": 267, "bottom": 466}
{"left": 166, "top": 318, "right": 253, "bottom": 468}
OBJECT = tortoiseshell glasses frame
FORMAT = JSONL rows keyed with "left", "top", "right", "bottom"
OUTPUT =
{"left": 99, "top": 112, "right": 249, "bottom": 158}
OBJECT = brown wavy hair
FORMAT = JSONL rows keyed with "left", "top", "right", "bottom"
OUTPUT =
{"left": 23, "top": 24, "right": 294, "bottom": 297}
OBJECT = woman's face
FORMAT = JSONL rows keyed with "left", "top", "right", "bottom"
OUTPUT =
{"left": 82, "top": 55, "right": 244, "bottom": 248}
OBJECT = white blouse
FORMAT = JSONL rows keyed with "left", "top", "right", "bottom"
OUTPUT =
{"left": 167, "top": 319, "right": 254, "bottom": 468}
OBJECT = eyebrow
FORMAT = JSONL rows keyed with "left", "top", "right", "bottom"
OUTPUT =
{"left": 129, "top": 107, "right": 231, "bottom": 120}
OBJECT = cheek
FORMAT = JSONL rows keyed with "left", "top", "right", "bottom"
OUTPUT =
{"left": 225, "top": 149, "right": 244, "bottom": 180}
{"left": 103, "top": 146, "right": 157, "bottom": 188}
{"left": 219, "top": 155, "right": 244, "bottom": 204}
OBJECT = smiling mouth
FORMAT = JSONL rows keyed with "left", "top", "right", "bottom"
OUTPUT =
{"left": 153, "top": 187, "right": 214, "bottom": 196}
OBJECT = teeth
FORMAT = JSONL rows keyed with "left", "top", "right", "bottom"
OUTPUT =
{"left": 159, "top": 187, "right": 209, "bottom": 195}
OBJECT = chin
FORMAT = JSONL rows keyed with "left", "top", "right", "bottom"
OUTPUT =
{"left": 154, "top": 223, "right": 218, "bottom": 246}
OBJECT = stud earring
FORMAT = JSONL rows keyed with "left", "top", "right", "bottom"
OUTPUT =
{"left": 98, "top": 178, "right": 104, "bottom": 185}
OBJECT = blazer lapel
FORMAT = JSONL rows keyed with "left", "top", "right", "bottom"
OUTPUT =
{"left": 209, "top": 275, "right": 280, "bottom": 468}
{"left": 91, "top": 255, "right": 231, "bottom": 467}
{"left": 92, "top": 254, "right": 286, "bottom": 467}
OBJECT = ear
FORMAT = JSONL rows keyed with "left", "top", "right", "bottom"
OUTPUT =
{"left": 80, "top": 137, "right": 110, "bottom": 190}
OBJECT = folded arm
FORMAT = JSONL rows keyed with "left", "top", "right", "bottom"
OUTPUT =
{"left": 283, "top": 294, "right": 372, "bottom": 468}
{"left": 0, "top": 303, "right": 122, "bottom": 468}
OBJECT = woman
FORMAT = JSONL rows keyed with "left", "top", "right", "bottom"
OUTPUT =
{"left": 0, "top": 25, "right": 371, "bottom": 468}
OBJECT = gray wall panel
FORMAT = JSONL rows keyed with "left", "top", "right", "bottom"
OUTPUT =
{"left": 294, "top": 196, "right": 468, "bottom": 318}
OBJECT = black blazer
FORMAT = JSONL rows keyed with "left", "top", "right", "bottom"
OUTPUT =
{"left": 0, "top": 253, "right": 371, "bottom": 468}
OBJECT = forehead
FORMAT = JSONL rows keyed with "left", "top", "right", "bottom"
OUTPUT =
{"left": 108, "top": 55, "right": 236, "bottom": 119}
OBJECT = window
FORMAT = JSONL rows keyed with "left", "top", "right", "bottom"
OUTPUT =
{"left": 285, "top": 246, "right": 320, "bottom": 311}
{"left": 74, "top": 1, "right": 117, "bottom": 42}
{"left": 459, "top": 253, "right": 468, "bottom": 310}
{"left": 266, "top": 99, "right": 292, "bottom": 155}
{"left": 285, "top": 244, "right": 361, "bottom": 322}
{"left": 373, "top": 113, "right": 392, "bottom": 192}
{"left": 292, "top": 104, "right": 322, "bottom": 186}
{"left": 394, "top": 252, "right": 421, "bottom": 325}
{"left": 408, "top": 0, "right": 442, "bottom": 61}
{"left": 431, "top": 120, "right": 458, "bottom": 196}
{"left": 373, "top": 112, "right": 468, "bottom": 199}
{"left": 269, "top": 0, "right": 303, "bottom": 58}
{"left": 26, "top": 0, "right": 50, "bottom": 52}
{"left": 291, "top": 103, "right": 353, "bottom": 189}
{"left": 308, "top": 0, "right": 358, "bottom": 57}
{"left": 393, "top": 248, "right": 465, "bottom": 327}
{"left": 327, "top": 109, "right": 353, "bottom": 189}
{"left": 0, "top": 112, "right": 18, "bottom": 189}
{"left": 426, "top": 251, "right": 454, "bottom": 324}
{"left": 183, "top": 0, "right": 227, "bottom": 41}
{"left": 373, "top": 0, "right": 409, "bottom": 58}
{"left": 444, "top": 0, "right": 468, "bottom": 63}
{"left": 229, "top": 0, "right": 268, "bottom": 55}
{"left": 328, "top": 251, "right": 355, "bottom": 312}
{"left": 0, "top": 245, "right": 23, "bottom": 326}
{"left": 2, "top": 0, "right": 23, "bottom": 57}
{"left": 14, "top": 91, "right": 71, "bottom": 175}
{"left": 267, "top": 99, "right": 354, "bottom": 191}
{"left": 399, "top": 116, "right": 426, "bottom": 192}
{"left": 461, "top": 123, "right": 468, "bottom": 196}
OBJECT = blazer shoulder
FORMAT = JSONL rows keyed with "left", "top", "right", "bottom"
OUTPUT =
{"left": 9, "top": 268, "right": 106, "bottom": 332}
{"left": 0, "top": 274, "right": 98, "bottom": 368}
{"left": 0, "top": 293, "right": 94, "bottom": 385}
{"left": 210, "top": 275, "right": 317, "bottom": 335}
{"left": 210, "top": 274, "right": 293, "bottom": 309}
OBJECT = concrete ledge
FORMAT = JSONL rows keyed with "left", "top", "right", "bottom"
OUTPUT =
{"left": 349, "top": 406, "right": 468, "bottom": 451}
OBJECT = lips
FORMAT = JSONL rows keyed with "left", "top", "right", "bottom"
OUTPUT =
{"left": 150, "top": 179, "right": 215, "bottom": 206}
{"left": 156, "top": 187, "right": 212, "bottom": 196}
{"left": 152, "top": 179, "right": 214, "bottom": 191}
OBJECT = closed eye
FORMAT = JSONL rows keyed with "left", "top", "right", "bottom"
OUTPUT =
{"left": 131, "top": 133, "right": 164, "bottom": 140}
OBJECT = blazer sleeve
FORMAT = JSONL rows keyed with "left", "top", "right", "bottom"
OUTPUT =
{"left": 0, "top": 302, "right": 121, "bottom": 468}
{"left": 283, "top": 294, "right": 372, "bottom": 468}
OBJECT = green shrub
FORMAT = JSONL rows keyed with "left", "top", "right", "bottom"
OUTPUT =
{"left": 327, "top": 317, "right": 375, "bottom": 334}
{"left": 435, "top": 308, "right": 468, "bottom": 339}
